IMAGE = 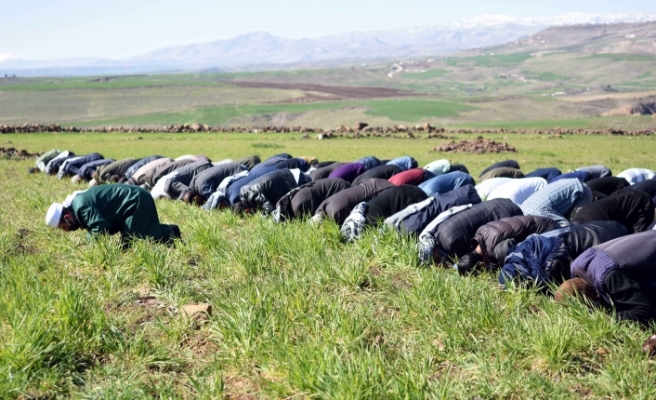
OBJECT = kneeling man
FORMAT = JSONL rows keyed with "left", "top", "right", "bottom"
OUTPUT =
{"left": 46, "top": 185, "right": 180, "bottom": 246}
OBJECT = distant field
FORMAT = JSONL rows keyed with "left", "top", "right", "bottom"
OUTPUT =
{"left": 66, "top": 99, "right": 474, "bottom": 128}
{"left": 1, "top": 30, "right": 655, "bottom": 129}
{"left": 402, "top": 68, "right": 452, "bottom": 80}
{"left": 2, "top": 133, "right": 656, "bottom": 398}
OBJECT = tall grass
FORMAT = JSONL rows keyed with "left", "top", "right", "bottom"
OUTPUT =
{"left": 1, "top": 135, "right": 656, "bottom": 397}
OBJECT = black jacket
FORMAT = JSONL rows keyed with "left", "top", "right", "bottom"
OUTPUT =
{"left": 473, "top": 215, "right": 559, "bottom": 266}
{"left": 585, "top": 177, "right": 629, "bottom": 197}
{"left": 147, "top": 159, "right": 195, "bottom": 186}
{"left": 240, "top": 169, "right": 301, "bottom": 214}
{"left": 165, "top": 160, "right": 213, "bottom": 200}
{"left": 310, "top": 163, "right": 346, "bottom": 181}
{"left": 314, "top": 161, "right": 337, "bottom": 168}
{"left": 315, "top": 178, "right": 394, "bottom": 225}
{"left": 571, "top": 189, "right": 654, "bottom": 233}
{"left": 479, "top": 167, "right": 524, "bottom": 182}
{"left": 234, "top": 155, "right": 261, "bottom": 170}
{"left": 434, "top": 198, "right": 523, "bottom": 258}
{"left": 365, "top": 185, "right": 427, "bottom": 226}
{"left": 275, "top": 178, "right": 351, "bottom": 221}
{"left": 352, "top": 165, "right": 402, "bottom": 186}
{"left": 626, "top": 179, "right": 656, "bottom": 198}
{"left": 479, "top": 160, "right": 520, "bottom": 177}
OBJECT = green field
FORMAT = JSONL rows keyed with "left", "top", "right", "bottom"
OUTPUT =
{"left": 2, "top": 133, "right": 656, "bottom": 398}
{"left": 66, "top": 99, "right": 474, "bottom": 128}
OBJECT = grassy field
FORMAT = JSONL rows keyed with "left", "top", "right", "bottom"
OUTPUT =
{"left": 62, "top": 99, "right": 473, "bottom": 128}
{"left": 2, "top": 133, "right": 656, "bottom": 398}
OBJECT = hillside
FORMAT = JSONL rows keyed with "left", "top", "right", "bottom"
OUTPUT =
{"left": 479, "top": 21, "right": 656, "bottom": 56}
{"left": 0, "top": 21, "right": 655, "bottom": 129}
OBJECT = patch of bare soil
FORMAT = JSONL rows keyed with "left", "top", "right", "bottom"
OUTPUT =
{"left": 281, "top": 93, "right": 341, "bottom": 103}
{"left": 180, "top": 334, "right": 218, "bottom": 358}
{"left": 222, "top": 375, "right": 259, "bottom": 400}
{"left": 604, "top": 101, "right": 656, "bottom": 116}
{"left": 431, "top": 137, "right": 517, "bottom": 154}
{"left": 0, "top": 146, "right": 40, "bottom": 159}
{"left": 13, "top": 228, "right": 35, "bottom": 255}
{"left": 224, "top": 81, "right": 419, "bottom": 100}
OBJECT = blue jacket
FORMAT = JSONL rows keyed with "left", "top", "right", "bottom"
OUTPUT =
{"left": 526, "top": 167, "right": 562, "bottom": 183}
{"left": 499, "top": 220, "right": 628, "bottom": 287}
{"left": 64, "top": 153, "right": 103, "bottom": 176}
{"left": 46, "top": 152, "right": 76, "bottom": 174}
{"left": 268, "top": 153, "right": 292, "bottom": 160}
{"left": 419, "top": 171, "right": 475, "bottom": 197}
{"left": 227, "top": 166, "right": 279, "bottom": 205}
{"left": 354, "top": 156, "right": 381, "bottom": 170}
{"left": 386, "top": 156, "right": 417, "bottom": 171}
{"left": 400, "top": 184, "right": 482, "bottom": 236}
{"left": 550, "top": 170, "right": 591, "bottom": 183}
{"left": 78, "top": 159, "right": 115, "bottom": 181}
{"left": 251, "top": 157, "right": 286, "bottom": 172}
{"left": 273, "top": 158, "right": 310, "bottom": 172}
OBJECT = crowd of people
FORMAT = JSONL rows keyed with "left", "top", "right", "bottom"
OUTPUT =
{"left": 35, "top": 149, "right": 656, "bottom": 327}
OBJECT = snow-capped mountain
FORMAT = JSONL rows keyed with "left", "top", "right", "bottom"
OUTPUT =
{"left": 2, "top": 13, "right": 655, "bottom": 76}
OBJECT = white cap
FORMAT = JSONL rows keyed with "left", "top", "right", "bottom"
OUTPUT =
{"left": 45, "top": 203, "right": 63, "bottom": 228}
{"left": 88, "top": 178, "right": 97, "bottom": 187}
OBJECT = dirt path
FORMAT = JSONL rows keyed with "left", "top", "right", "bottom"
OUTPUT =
{"left": 224, "top": 81, "right": 418, "bottom": 100}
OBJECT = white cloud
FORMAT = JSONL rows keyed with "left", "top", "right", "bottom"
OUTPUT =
{"left": 0, "top": 52, "right": 29, "bottom": 63}
{"left": 0, "top": 53, "right": 13, "bottom": 62}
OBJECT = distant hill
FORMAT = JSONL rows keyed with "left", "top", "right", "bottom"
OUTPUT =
{"left": 472, "top": 21, "right": 656, "bottom": 56}
{"left": 1, "top": 13, "right": 655, "bottom": 76}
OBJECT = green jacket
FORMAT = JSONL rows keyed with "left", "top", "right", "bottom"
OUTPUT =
{"left": 36, "top": 149, "right": 60, "bottom": 170}
{"left": 70, "top": 185, "right": 166, "bottom": 242}
{"left": 98, "top": 158, "right": 137, "bottom": 183}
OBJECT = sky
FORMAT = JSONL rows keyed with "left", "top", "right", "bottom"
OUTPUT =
{"left": 1, "top": 0, "right": 655, "bottom": 60}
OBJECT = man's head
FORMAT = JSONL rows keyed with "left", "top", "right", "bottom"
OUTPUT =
{"left": 231, "top": 202, "right": 252, "bottom": 216}
{"left": 108, "top": 174, "right": 121, "bottom": 183}
{"left": 45, "top": 203, "right": 80, "bottom": 232}
{"left": 432, "top": 246, "right": 447, "bottom": 265}
{"left": 554, "top": 277, "right": 599, "bottom": 303}
{"left": 182, "top": 190, "right": 205, "bottom": 206}
{"left": 457, "top": 251, "right": 485, "bottom": 275}
{"left": 28, "top": 167, "right": 39, "bottom": 174}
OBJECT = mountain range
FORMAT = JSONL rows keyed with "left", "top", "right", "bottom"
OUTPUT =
{"left": 2, "top": 13, "right": 655, "bottom": 76}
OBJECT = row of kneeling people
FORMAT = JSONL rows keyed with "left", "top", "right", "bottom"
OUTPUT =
{"left": 37, "top": 150, "right": 656, "bottom": 324}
